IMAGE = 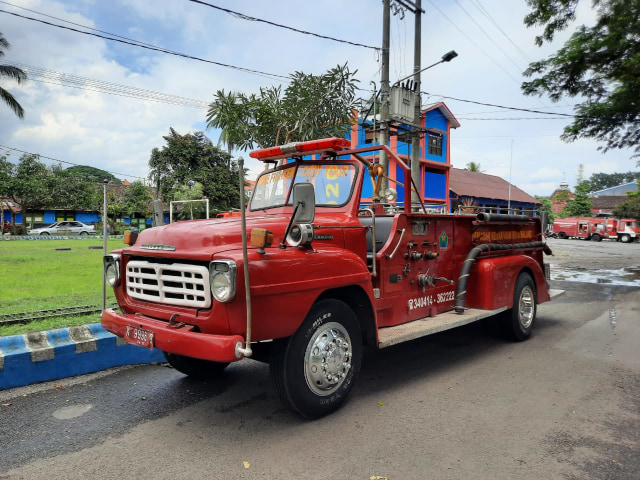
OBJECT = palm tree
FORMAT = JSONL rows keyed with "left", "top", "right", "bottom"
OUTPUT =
{"left": 465, "top": 161, "right": 484, "bottom": 173}
{"left": 0, "top": 33, "right": 27, "bottom": 119}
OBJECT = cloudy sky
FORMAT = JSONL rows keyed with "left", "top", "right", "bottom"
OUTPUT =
{"left": 0, "top": 0, "right": 636, "bottom": 196}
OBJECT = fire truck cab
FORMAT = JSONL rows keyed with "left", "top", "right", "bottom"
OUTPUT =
{"left": 606, "top": 218, "right": 638, "bottom": 243}
{"left": 102, "top": 138, "right": 559, "bottom": 418}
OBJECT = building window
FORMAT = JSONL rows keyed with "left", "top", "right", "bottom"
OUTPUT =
{"left": 428, "top": 133, "right": 443, "bottom": 156}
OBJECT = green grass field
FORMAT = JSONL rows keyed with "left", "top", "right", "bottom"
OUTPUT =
{"left": 0, "top": 239, "right": 124, "bottom": 336}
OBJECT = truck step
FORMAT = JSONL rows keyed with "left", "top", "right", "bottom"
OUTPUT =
{"left": 378, "top": 307, "right": 507, "bottom": 349}
{"left": 378, "top": 289, "right": 566, "bottom": 349}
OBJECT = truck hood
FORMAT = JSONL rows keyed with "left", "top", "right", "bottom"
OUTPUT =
{"left": 124, "top": 215, "right": 292, "bottom": 261}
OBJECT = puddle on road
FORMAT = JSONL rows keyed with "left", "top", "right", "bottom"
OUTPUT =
{"left": 551, "top": 265, "right": 640, "bottom": 287}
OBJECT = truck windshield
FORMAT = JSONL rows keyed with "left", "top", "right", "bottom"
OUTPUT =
{"left": 250, "top": 163, "right": 357, "bottom": 210}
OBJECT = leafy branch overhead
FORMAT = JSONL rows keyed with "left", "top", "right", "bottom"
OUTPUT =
{"left": 522, "top": 0, "right": 640, "bottom": 159}
{"left": 206, "top": 63, "right": 360, "bottom": 151}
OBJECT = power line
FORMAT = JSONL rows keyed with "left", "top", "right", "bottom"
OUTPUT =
{"left": 0, "top": 144, "right": 147, "bottom": 181}
{"left": 0, "top": 8, "right": 289, "bottom": 82}
{"left": 467, "top": 0, "right": 533, "bottom": 65}
{"left": 7, "top": 62, "right": 210, "bottom": 108}
{"left": 457, "top": 117, "right": 570, "bottom": 121}
{"left": 452, "top": 0, "right": 524, "bottom": 73}
{"left": 186, "top": 0, "right": 380, "bottom": 51}
{"left": 424, "top": 0, "right": 522, "bottom": 85}
{"left": 423, "top": 91, "right": 579, "bottom": 117}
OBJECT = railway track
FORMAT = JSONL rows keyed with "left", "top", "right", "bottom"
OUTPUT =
{"left": 0, "top": 304, "right": 118, "bottom": 326}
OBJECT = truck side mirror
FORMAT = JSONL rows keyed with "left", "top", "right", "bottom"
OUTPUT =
{"left": 292, "top": 182, "right": 315, "bottom": 224}
{"left": 285, "top": 182, "right": 316, "bottom": 248}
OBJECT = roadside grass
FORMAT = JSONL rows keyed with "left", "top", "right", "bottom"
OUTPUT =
{"left": 0, "top": 239, "right": 123, "bottom": 336}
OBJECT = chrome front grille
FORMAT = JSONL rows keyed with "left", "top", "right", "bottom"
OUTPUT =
{"left": 126, "top": 260, "right": 211, "bottom": 308}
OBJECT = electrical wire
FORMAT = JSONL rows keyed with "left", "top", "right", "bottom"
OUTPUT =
{"left": 0, "top": 8, "right": 290, "bottom": 82}
{"left": 423, "top": 91, "right": 582, "bottom": 118}
{"left": 424, "top": 0, "right": 522, "bottom": 85}
{"left": 7, "top": 62, "right": 210, "bottom": 108}
{"left": 467, "top": 0, "right": 533, "bottom": 65}
{"left": 186, "top": 0, "right": 380, "bottom": 51}
{"left": 0, "top": 144, "right": 147, "bottom": 181}
{"left": 452, "top": 0, "right": 524, "bottom": 73}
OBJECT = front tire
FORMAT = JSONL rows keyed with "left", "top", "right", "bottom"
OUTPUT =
{"left": 591, "top": 234, "right": 601, "bottom": 242}
{"left": 502, "top": 273, "right": 537, "bottom": 341}
{"left": 163, "top": 352, "right": 228, "bottom": 379}
{"left": 620, "top": 234, "right": 631, "bottom": 243}
{"left": 270, "top": 299, "right": 362, "bottom": 419}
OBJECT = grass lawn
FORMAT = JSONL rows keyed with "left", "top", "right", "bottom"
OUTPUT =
{"left": 0, "top": 238, "right": 124, "bottom": 336}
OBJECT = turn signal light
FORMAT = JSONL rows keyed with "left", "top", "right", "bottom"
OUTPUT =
{"left": 123, "top": 229, "right": 138, "bottom": 245}
{"left": 250, "top": 228, "right": 273, "bottom": 254}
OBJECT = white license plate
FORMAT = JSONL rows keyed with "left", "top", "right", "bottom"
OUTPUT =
{"left": 125, "top": 325, "right": 154, "bottom": 350}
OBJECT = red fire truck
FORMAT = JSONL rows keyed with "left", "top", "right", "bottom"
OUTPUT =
{"left": 606, "top": 218, "right": 638, "bottom": 243}
{"left": 552, "top": 217, "right": 608, "bottom": 241}
{"left": 102, "top": 138, "right": 559, "bottom": 418}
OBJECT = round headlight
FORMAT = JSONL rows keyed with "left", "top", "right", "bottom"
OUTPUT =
{"left": 105, "top": 263, "right": 119, "bottom": 286}
{"left": 211, "top": 272, "right": 232, "bottom": 302}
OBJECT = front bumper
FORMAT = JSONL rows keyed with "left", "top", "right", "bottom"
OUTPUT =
{"left": 101, "top": 308, "right": 245, "bottom": 363}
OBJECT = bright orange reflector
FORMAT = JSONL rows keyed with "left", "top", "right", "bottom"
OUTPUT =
{"left": 250, "top": 228, "right": 273, "bottom": 249}
{"left": 249, "top": 138, "right": 351, "bottom": 161}
{"left": 123, "top": 230, "right": 138, "bottom": 245}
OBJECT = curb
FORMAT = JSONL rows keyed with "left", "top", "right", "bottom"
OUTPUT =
{"left": 0, "top": 323, "right": 164, "bottom": 390}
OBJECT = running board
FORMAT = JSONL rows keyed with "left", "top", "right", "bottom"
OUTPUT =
{"left": 378, "top": 289, "right": 566, "bottom": 349}
{"left": 378, "top": 307, "right": 507, "bottom": 349}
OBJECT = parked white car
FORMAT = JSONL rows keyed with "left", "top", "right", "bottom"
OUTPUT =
{"left": 28, "top": 221, "right": 96, "bottom": 236}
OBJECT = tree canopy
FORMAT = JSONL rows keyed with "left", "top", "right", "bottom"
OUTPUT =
{"left": 465, "top": 162, "right": 484, "bottom": 173}
{"left": 586, "top": 171, "right": 640, "bottom": 192}
{"left": 612, "top": 183, "right": 640, "bottom": 220}
{"left": 0, "top": 33, "right": 27, "bottom": 119}
{"left": 3, "top": 154, "right": 96, "bottom": 229}
{"left": 65, "top": 165, "right": 122, "bottom": 184}
{"left": 522, "top": 0, "right": 640, "bottom": 160}
{"left": 148, "top": 129, "right": 242, "bottom": 212}
{"left": 206, "top": 63, "right": 359, "bottom": 151}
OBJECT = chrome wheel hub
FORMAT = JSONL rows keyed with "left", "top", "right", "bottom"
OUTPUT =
{"left": 304, "top": 322, "right": 352, "bottom": 396}
{"left": 518, "top": 286, "right": 535, "bottom": 329}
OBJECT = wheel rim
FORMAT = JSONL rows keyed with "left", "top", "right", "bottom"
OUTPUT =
{"left": 518, "top": 286, "right": 535, "bottom": 329}
{"left": 304, "top": 321, "right": 352, "bottom": 396}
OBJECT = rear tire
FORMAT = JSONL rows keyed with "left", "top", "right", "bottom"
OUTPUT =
{"left": 502, "top": 273, "right": 537, "bottom": 341}
{"left": 163, "top": 352, "right": 228, "bottom": 379}
{"left": 270, "top": 299, "right": 362, "bottom": 419}
{"left": 591, "top": 234, "right": 601, "bottom": 242}
{"left": 558, "top": 232, "right": 567, "bottom": 239}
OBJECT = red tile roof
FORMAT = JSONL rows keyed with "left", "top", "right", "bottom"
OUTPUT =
{"left": 449, "top": 168, "right": 539, "bottom": 204}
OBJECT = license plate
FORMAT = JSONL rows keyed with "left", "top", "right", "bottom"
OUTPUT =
{"left": 125, "top": 325, "right": 154, "bottom": 350}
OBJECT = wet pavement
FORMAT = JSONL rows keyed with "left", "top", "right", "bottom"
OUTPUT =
{"left": 551, "top": 264, "right": 640, "bottom": 287}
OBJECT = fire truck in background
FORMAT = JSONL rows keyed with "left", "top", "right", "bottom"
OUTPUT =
{"left": 102, "top": 138, "right": 561, "bottom": 418}
{"left": 605, "top": 218, "right": 638, "bottom": 243}
{"left": 552, "top": 217, "right": 609, "bottom": 242}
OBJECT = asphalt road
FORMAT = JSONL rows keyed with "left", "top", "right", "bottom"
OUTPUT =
{"left": 1, "top": 242, "right": 639, "bottom": 480}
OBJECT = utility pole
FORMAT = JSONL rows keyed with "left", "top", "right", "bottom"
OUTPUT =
{"left": 379, "top": 0, "right": 391, "bottom": 192}
{"left": 410, "top": 0, "right": 423, "bottom": 210}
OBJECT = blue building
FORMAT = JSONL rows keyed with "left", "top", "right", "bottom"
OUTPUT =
{"left": 347, "top": 102, "right": 460, "bottom": 211}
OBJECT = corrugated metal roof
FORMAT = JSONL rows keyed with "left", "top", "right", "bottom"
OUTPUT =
{"left": 449, "top": 168, "right": 539, "bottom": 204}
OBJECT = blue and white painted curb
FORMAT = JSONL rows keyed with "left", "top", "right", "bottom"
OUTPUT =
{"left": 0, "top": 324, "right": 164, "bottom": 390}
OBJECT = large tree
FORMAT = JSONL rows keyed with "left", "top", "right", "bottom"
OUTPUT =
{"left": 65, "top": 165, "right": 122, "bottom": 184}
{"left": 206, "top": 63, "right": 359, "bottom": 150}
{"left": 522, "top": 0, "right": 640, "bottom": 160}
{"left": 586, "top": 171, "right": 640, "bottom": 191}
{"left": 0, "top": 33, "right": 27, "bottom": 119}
{"left": 5, "top": 155, "right": 96, "bottom": 231}
{"left": 148, "top": 129, "right": 241, "bottom": 212}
